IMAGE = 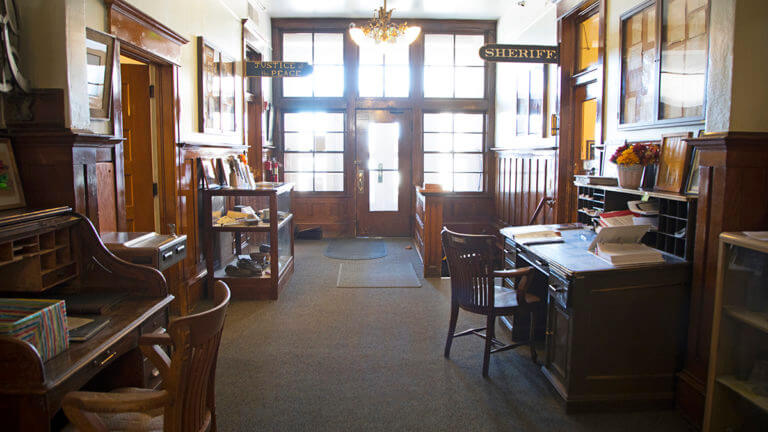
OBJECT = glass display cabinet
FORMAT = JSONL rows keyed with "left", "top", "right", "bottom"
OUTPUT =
{"left": 704, "top": 232, "right": 768, "bottom": 431}
{"left": 202, "top": 182, "right": 294, "bottom": 300}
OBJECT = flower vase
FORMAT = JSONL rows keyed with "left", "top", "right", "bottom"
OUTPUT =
{"left": 641, "top": 164, "right": 657, "bottom": 190}
{"left": 617, "top": 165, "right": 643, "bottom": 189}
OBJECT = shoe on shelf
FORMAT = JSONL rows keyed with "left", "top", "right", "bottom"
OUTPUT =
{"left": 237, "top": 258, "right": 262, "bottom": 275}
{"left": 225, "top": 264, "right": 252, "bottom": 277}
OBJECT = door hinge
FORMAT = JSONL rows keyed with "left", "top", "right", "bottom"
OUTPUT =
{"left": 152, "top": 182, "right": 158, "bottom": 196}
{"left": 149, "top": 84, "right": 155, "bottom": 98}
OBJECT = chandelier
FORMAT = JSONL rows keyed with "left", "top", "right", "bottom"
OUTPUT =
{"left": 349, "top": 0, "right": 421, "bottom": 48}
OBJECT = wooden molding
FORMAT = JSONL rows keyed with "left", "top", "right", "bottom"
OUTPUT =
{"left": 104, "top": 0, "right": 188, "bottom": 65}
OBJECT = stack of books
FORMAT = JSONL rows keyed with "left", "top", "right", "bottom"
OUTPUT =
{"left": 589, "top": 225, "right": 664, "bottom": 266}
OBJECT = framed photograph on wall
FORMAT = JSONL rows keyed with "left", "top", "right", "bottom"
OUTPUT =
{"left": 198, "top": 37, "right": 237, "bottom": 134}
{"left": 684, "top": 147, "right": 701, "bottom": 196}
{"left": 86, "top": 28, "right": 116, "bottom": 119}
{"left": 0, "top": 138, "right": 25, "bottom": 210}
{"left": 656, "top": 132, "right": 693, "bottom": 193}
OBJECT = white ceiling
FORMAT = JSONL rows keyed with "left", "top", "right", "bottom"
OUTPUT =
{"left": 263, "top": 0, "right": 533, "bottom": 20}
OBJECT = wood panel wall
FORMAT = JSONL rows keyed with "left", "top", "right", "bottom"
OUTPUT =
{"left": 492, "top": 147, "right": 558, "bottom": 228}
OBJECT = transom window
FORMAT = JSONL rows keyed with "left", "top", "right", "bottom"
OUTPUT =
{"left": 282, "top": 33, "right": 344, "bottom": 97}
{"left": 283, "top": 112, "right": 345, "bottom": 192}
{"left": 423, "top": 113, "right": 484, "bottom": 192}
{"left": 358, "top": 44, "right": 410, "bottom": 98}
{"left": 423, "top": 34, "right": 485, "bottom": 98}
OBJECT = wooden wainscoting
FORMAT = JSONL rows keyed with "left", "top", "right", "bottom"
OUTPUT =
{"left": 292, "top": 195, "right": 355, "bottom": 238}
{"left": 492, "top": 147, "right": 558, "bottom": 229}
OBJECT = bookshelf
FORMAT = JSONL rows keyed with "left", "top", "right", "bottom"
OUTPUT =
{"left": 574, "top": 182, "right": 697, "bottom": 260}
{"left": 704, "top": 232, "right": 768, "bottom": 431}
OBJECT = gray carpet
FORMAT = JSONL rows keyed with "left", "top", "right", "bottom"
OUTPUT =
{"left": 214, "top": 238, "right": 691, "bottom": 431}
{"left": 324, "top": 238, "right": 386, "bottom": 259}
{"left": 337, "top": 262, "right": 421, "bottom": 287}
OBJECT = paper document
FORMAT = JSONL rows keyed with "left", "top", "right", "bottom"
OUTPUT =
{"left": 513, "top": 230, "right": 564, "bottom": 245}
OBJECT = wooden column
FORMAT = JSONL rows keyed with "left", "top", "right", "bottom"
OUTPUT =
{"left": 676, "top": 132, "right": 768, "bottom": 427}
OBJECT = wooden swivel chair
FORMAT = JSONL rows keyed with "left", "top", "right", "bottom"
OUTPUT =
{"left": 63, "top": 281, "right": 231, "bottom": 432}
{"left": 441, "top": 228, "right": 540, "bottom": 377}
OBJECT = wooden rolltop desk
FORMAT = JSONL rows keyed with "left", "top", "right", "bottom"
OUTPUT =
{"left": 0, "top": 207, "right": 174, "bottom": 431}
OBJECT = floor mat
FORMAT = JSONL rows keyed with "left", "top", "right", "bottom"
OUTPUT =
{"left": 324, "top": 238, "right": 386, "bottom": 260}
{"left": 336, "top": 262, "right": 421, "bottom": 288}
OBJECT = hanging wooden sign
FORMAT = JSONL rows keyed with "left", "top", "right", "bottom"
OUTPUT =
{"left": 479, "top": 44, "right": 560, "bottom": 64}
{"left": 245, "top": 61, "right": 313, "bottom": 77}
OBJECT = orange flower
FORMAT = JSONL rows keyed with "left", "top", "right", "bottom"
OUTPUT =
{"left": 616, "top": 148, "right": 640, "bottom": 165}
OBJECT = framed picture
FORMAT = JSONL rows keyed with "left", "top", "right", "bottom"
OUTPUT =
{"left": 0, "top": 139, "right": 25, "bottom": 210}
{"left": 198, "top": 37, "right": 237, "bottom": 134}
{"left": 655, "top": 132, "right": 693, "bottom": 193}
{"left": 684, "top": 147, "right": 701, "bottom": 196}
{"left": 86, "top": 28, "right": 116, "bottom": 119}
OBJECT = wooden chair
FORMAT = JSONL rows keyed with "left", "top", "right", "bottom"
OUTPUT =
{"left": 441, "top": 228, "right": 540, "bottom": 377}
{"left": 62, "top": 281, "right": 231, "bottom": 432}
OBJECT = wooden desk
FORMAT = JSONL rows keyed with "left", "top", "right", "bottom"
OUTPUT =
{"left": 501, "top": 224, "right": 691, "bottom": 412}
{"left": 0, "top": 208, "right": 173, "bottom": 431}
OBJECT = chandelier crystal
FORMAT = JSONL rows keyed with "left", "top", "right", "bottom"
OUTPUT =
{"left": 349, "top": 0, "right": 421, "bottom": 48}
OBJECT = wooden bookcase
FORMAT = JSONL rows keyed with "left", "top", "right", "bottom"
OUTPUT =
{"left": 703, "top": 232, "right": 768, "bottom": 431}
{"left": 575, "top": 182, "right": 697, "bottom": 260}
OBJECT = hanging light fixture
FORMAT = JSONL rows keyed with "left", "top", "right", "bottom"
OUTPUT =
{"left": 349, "top": 0, "right": 421, "bottom": 48}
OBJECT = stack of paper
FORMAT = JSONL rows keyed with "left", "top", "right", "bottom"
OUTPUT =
{"left": 596, "top": 242, "right": 664, "bottom": 265}
{"left": 513, "top": 230, "right": 564, "bottom": 245}
{"left": 589, "top": 225, "right": 664, "bottom": 266}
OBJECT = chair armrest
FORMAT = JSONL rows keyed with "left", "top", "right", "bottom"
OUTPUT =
{"left": 63, "top": 389, "right": 170, "bottom": 413}
{"left": 493, "top": 267, "right": 532, "bottom": 279}
{"left": 139, "top": 330, "right": 172, "bottom": 383}
{"left": 139, "top": 330, "right": 172, "bottom": 346}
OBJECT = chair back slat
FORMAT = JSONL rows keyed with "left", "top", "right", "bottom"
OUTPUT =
{"left": 165, "top": 281, "right": 230, "bottom": 432}
{"left": 441, "top": 228, "right": 496, "bottom": 312}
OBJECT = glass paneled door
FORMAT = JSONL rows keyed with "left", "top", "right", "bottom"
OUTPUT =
{"left": 355, "top": 110, "right": 412, "bottom": 237}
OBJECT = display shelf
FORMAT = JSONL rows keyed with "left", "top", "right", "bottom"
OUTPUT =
{"left": 724, "top": 305, "right": 768, "bottom": 335}
{"left": 211, "top": 214, "right": 293, "bottom": 232}
{"left": 716, "top": 376, "right": 768, "bottom": 414}
{"left": 202, "top": 182, "right": 295, "bottom": 300}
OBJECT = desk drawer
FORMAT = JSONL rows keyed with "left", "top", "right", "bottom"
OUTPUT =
{"left": 140, "top": 309, "right": 168, "bottom": 334}
{"left": 548, "top": 271, "right": 569, "bottom": 308}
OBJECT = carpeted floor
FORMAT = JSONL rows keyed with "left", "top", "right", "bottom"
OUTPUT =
{"left": 214, "top": 238, "right": 692, "bottom": 432}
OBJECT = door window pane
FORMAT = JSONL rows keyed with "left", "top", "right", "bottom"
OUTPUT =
{"left": 367, "top": 122, "right": 400, "bottom": 212}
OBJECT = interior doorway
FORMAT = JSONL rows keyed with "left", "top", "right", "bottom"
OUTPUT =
{"left": 354, "top": 110, "right": 412, "bottom": 237}
{"left": 119, "top": 55, "right": 158, "bottom": 232}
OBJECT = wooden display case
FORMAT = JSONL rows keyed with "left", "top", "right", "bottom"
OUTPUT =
{"left": 202, "top": 183, "right": 294, "bottom": 300}
{"left": 703, "top": 232, "right": 768, "bottom": 431}
{"left": 575, "top": 182, "right": 697, "bottom": 260}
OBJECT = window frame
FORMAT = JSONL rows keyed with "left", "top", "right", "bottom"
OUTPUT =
{"left": 618, "top": 0, "right": 710, "bottom": 130}
{"left": 272, "top": 19, "right": 496, "bottom": 197}
{"left": 422, "top": 111, "right": 487, "bottom": 193}
{"left": 282, "top": 110, "right": 347, "bottom": 193}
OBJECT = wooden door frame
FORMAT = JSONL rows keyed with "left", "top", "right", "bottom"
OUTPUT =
{"left": 555, "top": 0, "right": 606, "bottom": 223}
{"left": 354, "top": 109, "right": 414, "bottom": 237}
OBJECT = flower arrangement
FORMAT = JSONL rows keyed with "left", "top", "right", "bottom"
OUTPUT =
{"left": 610, "top": 143, "right": 660, "bottom": 166}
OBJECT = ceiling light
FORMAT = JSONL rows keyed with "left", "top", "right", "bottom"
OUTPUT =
{"left": 349, "top": 0, "right": 421, "bottom": 48}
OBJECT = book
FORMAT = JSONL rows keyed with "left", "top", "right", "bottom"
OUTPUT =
{"left": 596, "top": 242, "right": 664, "bottom": 266}
{"left": 67, "top": 315, "right": 111, "bottom": 342}
{"left": 599, "top": 210, "right": 635, "bottom": 227}
{"left": 574, "top": 175, "right": 618, "bottom": 186}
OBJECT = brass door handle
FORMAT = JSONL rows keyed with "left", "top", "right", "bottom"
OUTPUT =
{"left": 357, "top": 169, "right": 364, "bottom": 193}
